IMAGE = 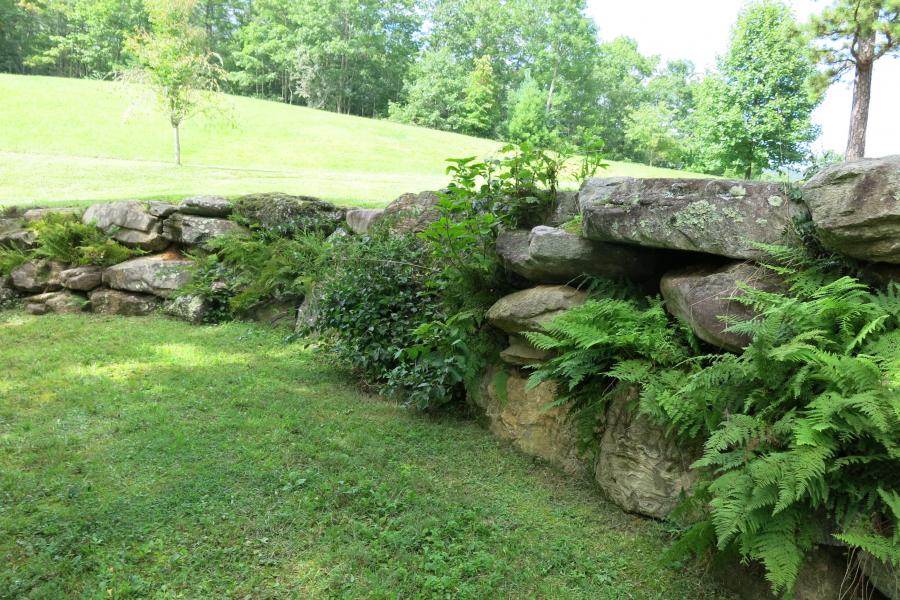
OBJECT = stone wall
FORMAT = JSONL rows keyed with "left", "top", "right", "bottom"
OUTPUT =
{"left": 3, "top": 155, "right": 899, "bottom": 599}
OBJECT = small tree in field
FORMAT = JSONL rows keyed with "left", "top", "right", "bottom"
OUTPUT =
{"left": 122, "top": 0, "right": 223, "bottom": 165}
{"left": 811, "top": 0, "right": 900, "bottom": 159}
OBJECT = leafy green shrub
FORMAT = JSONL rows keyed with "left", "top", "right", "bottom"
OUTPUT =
{"left": 0, "top": 247, "right": 31, "bottom": 277}
{"left": 525, "top": 260, "right": 900, "bottom": 596}
{"left": 313, "top": 234, "right": 439, "bottom": 385}
{"left": 30, "top": 215, "right": 142, "bottom": 266}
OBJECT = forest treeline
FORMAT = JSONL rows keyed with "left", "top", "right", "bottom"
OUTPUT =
{"left": 0, "top": 0, "right": 861, "bottom": 176}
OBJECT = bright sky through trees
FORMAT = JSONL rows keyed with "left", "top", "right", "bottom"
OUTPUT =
{"left": 588, "top": 0, "right": 899, "bottom": 157}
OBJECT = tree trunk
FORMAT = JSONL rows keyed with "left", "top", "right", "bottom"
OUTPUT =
{"left": 846, "top": 32, "right": 876, "bottom": 160}
{"left": 173, "top": 125, "right": 181, "bottom": 166}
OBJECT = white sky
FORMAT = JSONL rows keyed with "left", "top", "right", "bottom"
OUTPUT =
{"left": 585, "top": 0, "right": 899, "bottom": 158}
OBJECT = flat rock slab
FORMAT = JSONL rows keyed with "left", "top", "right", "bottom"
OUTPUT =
{"left": 486, "top": 284, "right": 587, "bottom": 335}
{"left": 25, "top": 290, "right": 87, "bottom": 315}
{"left": 660, "top": 262, "right": 784, "bottom": 352}
{"left": 579, "top": 177, "right": 804, "bottom": 260}
{"left": 345, "top": 208, "right": 384, "bottom": 235}
{"left": 595, "top": 386, "right": 699, "bottom": 519}
{"left": 233, "top": 193, "right": 345, "bottom": 236}
{"left": 0, "top": 227, "right": 36, "bottom": 249}
{"left": 82, "top": 201, "right": 167, "bottom": 251}
{"left": 59, "top": 266, "right": 104, "bottom": 291}
{"left": 103, "top": 255, "right": 194, "bottom": 298}
{"left": 10, "top": 260, "right": 64, "bottom": 293}
{"left": 497, "top": 226, "right": 657, "bottom": 284}
{"left": 162, "top": 213, "right": 243, "bottom": 245}
{"left": 90, "top": 288, "right": 160, "bottom": 316}
{"left": 499, "top": 334, "right": 551, "bottom": 366}
{"left": 803, "top": 155, "right": 900, "bottom": 263}
{"left": 148, "top": 201, "right": 179, "bottom": 218}
{"left": 178, "top": 196, "right": 233, "bottom": 217}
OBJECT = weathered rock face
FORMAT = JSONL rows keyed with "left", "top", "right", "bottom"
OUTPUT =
{"left": 248, "top": 300, "right": 297, "bottom": 326}
{"left": 803, "top": 155, "right": 900, "bottom": 263}
{"left": 548, "top": 191, "right": 579, "bottom": 226}
{"left": 90, "top": 288, "right": 160, "bottom": 316}
{"left": 24, "top": 291, "right": 87, "bottom": 315}
{"left": 0, "top": 219, "right": 36, "bottom": 249}
{"left": 497, "top": 226, "right": 657, "bottom": 284}
{"left": 10, "top": 260, "right": 64, "bottom": 293}
{"left": 579, "top": 177, "right": 804, "bottom": 260}
{"left": 595, "top": 386, "right": 698, "bottom": 519}
{"left": 23, "top": 207, "right": 81, "bottom": 222}
{"left": 59, "top": 266, "right": 104, "bottom": 291}
{"left": 859, "top": 552, "right": 898, "bottom": 600}
{"left": 103, "top": 255, "right": 193, "bottom": 297}
{"left": 233, "top": 193, "right": 345, "bottom": 235}
{"left": 178, "top": 195, "right": 233, "bottom": 217}
{"left": 148, "top": 201, "right": 178, "bottom": 218}
{"left": 486, "top": 285, "right": 587, "bottom": 335}
{"left": 376, "top": 190, "right": 442, "bottom": 234}
{"left": 162, "top": 213, "right": 243, "bottom": 245}
{"left": 345, "top": 208, "right": 385, "bottom": 235}
{"left": 0, "top": 280, "right": 17, "bottom": 304}
{"left": 499, "top": 334, "right": 551, "bottom": 366}
{"left": 660, "top": 262, "right": 784, "bottom": 352}
{"left": 82, "top": 201, "right": 168, "bottom": 251}
{"left": 164, "top": 294, "right": 209, "bottom": 324}
{"left": 474, "top": 364, "right": 585, "bottom": 474}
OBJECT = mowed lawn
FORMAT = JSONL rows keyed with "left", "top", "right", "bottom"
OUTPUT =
{"left": 0, "top": 312, "right": 733, "bottom": 599}
{"left": 0, "top": 75, "right": 710, "bottom": 209}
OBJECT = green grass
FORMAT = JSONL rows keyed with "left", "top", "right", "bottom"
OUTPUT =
{"left": 0, "top": 74, "right": 710, "bottom": 208}
{"left": 0, "top": 312, "right": 733, "bottom": 599}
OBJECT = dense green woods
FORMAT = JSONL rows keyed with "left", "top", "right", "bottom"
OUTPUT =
{"left": 1, "top": 0, "right": 840, "bottom": 177}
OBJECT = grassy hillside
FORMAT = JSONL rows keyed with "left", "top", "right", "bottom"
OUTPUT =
{"left": 0, "top": 74, "right": 708, "bottom": 208}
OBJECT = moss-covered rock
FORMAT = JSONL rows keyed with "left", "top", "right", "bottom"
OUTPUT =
{"left": 233, "top": 193, "right": 345, "bottom": 237}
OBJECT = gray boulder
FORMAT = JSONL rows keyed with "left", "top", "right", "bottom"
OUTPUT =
{"left": 24, "top": 291, "right": 87, "bottom": 315}
{"left": 10, "top": 260, "right": 64, "bottom": 293}
{"left": 59, "top": 266, "right": 103, "bottom": 291}
{"left": 23, "top": 207, "right": 81, "bottom": 222}
{"left": 148, "top": 201, "right": 179, "bottom": 218}
{"left": 376, "top": 190, "right": 442, "bottom": 234}
{"left": 803, "top": 155, "right": 900, "bottom": 263}
{"left": 162, "top": 213, "right": 243, "bottom": 245}
{"left": 82, "top": 201, "right": 167, "bottom": 251}
{"left": 90, "top": 289, "right": 160, "bottom": 316}
{"left": 497, "top": 226, "right": 657, "bottom": 284}
{"left": 103, "top": 255, "right": 194, "bottom": 298}
{"left": 178, "top": 195, "right": 233, "bottom": 217}
{"left": 486, "top": 284, "right": 587, "bottom": 335}
{"left": 660, "top": 262, "right": 784, "bottom": 352}
{"left": 345, "top": 208, "right": 385, "bottom": 235}
{"left": 595, "top": 386, "right": 699, "bottom": 519}
{"left": 473, "top": 364, "right": 585, "bottom": 475}
{"left": 579, "top": 177, "right": 804, "bottom": 260}
{"left": 164, "top": 294, "right": 210, "bottom": 324}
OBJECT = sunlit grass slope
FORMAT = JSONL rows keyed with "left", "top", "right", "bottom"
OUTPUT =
{"left": 1, "top": 74, "right": 708, "bottom": 208}
{"left": 0, "top": 312, "right": 734, "bottom": 598}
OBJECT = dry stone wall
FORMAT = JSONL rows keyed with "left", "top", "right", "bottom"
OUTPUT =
{"left": 4, "top": 155, "right": 900, "bottom": 599}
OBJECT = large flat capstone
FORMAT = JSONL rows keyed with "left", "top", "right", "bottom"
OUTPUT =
{"left": 579, "top": 177, "right": 804, "bottom": 260}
